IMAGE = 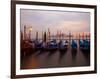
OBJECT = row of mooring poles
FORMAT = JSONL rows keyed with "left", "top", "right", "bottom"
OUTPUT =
{"left": 23, "top": 25, "right": 90, "bottom": 47}
{"left": 35, "top": 28, "right": 51, "bottom": 43}
{"left": 23, "top": 25, "right": 33, "bottom": 41}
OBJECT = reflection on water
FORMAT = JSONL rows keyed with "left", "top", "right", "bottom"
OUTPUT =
{"left": 21, "top": 48, "right": 90, "bottom": 69}
{"left": 71, "top": 49, "right": 77, "bottom": 61}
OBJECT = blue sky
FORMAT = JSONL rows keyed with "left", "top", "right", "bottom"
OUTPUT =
{"left": 20, "top": 9, "right": 90, "bottom": 38}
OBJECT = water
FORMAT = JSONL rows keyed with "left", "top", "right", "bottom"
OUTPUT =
{"left": 21, "top": 48, "right": 90, "bottom": 69}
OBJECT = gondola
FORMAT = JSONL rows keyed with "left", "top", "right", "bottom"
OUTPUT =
{"left": 59, "top": 40, "right": 68, "bottom": 52}
{"left": 71, "top": 40, "right": 77, "bottom": 50}
{"left": 21, "top": 40, "right": 35, "bottom": 56}
{"left": 79, "top": 39, "right": 90, "bottom": 52}
{"left": 47, "top": 39, "right": 58, "bottom": 51}
{"left": 34, "top": 40, "right": 44, "bottom": 50}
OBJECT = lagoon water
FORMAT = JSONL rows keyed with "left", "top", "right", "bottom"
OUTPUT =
{"left": 21, "top": 48, "right": 90, "bottom": 69}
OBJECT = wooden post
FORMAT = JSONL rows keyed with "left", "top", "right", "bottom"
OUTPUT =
{"left": 24, "top": 25, "right": 26, "bottom": 40}
{"left": 78, "top": 33, "right": 80, "bottom": 49}
{"left": 28, "top": 27, "right": 32, "bottom": 40}
{"left": 44, "top": 31, "right": 46, "bottom": 43}
{"left": 68, "top": 31, "right": 73, "bottom": 48}
{"left": 36, "top": 31, "right": 38, "bottom": 40}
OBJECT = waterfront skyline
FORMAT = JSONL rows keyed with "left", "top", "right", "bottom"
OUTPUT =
{"left": 20, "top": 9, "right": 90, "bottom": 39}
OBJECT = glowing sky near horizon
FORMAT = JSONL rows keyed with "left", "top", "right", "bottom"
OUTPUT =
{"left": 20, "top": 9, "right": 90, "bottom": 38}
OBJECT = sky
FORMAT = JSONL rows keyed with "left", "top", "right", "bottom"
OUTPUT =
{"left": 20, "top": 9, "right": 90, "bottom": 39}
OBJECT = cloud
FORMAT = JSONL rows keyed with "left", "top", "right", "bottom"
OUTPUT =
{"left": 55, "top": 20, "right": 90, "bottom": 33}
{"left": 20, "top": 9, "right": 90, "bottom": 38}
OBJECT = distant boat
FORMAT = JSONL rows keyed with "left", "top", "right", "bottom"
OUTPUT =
{"left": 71, "top": 40, "right": 77, "bottom": 49}
{"left": 59, "top": 40, "right": 68, "bottom": 51}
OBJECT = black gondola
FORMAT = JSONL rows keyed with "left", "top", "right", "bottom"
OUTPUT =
{"left": 34, "top": 40, "right": 44, "bottom": 50}
{"left": 71, "top": 40, "right": 77, "bottom": 50}
{"left": 47, "top": 39, "right": 58, "bottom": 51}
{"left": 59, "top": 40, "right": 68, "bottom": 52}
{"left": 79, "top": 40, "right": 90, "bottom": 52}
